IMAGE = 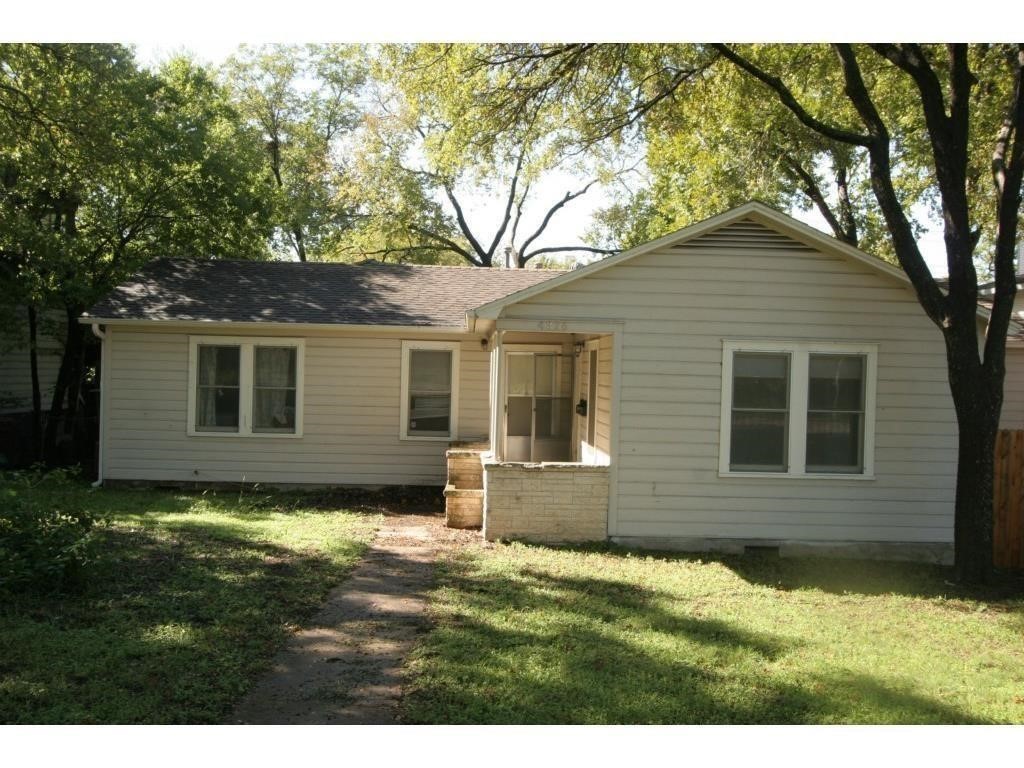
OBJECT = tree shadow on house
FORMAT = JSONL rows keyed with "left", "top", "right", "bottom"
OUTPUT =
{"left": 401, "top": 549, "right": 987, "bottom": 724}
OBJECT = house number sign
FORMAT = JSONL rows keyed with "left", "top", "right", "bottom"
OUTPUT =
{"left": 537, "top": 320, "right": 569, "bottom": 332}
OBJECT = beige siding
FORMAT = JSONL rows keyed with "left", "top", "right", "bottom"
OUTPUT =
{"left": 0, "top": 308, "right": 64, "bottom": 413}
{"left": 501, "top": 219, "right": 958, "bottom": 544}
{"left": 104, "top": 327, "right": 489, "bottom": 486}
{"left": 1001, "top": 346, "right": 1024, "bottom": 429}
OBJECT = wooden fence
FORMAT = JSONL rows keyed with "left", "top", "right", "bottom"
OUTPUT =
{"left": 994, "top": 430, "right": 1024, "bottom": 569}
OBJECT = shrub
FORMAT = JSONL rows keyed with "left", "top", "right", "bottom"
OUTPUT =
{"left": 0, "top": 468, "right": 101, "bottom": 594}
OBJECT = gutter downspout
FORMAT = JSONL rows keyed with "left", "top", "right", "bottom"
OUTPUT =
{"left": 90, "top": 323, "right": 105, "bottom": 488}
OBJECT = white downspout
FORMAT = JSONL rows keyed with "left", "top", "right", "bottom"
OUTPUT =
{"left": 90, "top": 323, "right": 106, "bottom": 488}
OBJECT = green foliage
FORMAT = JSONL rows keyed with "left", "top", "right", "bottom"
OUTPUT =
{"left": 0, "top": 476, "right": 376, "bottom": 723}
{"left": 403, "top": 541, "right": 1024, "bottom": 724}
{"left": 221, "top": 44, "right": 366, "bottom": 261}
{"left": 0, "top": 467, "right": 100, "bottom": 593}
{"left": 337, "top": 44, "right": 618, "bottom": 267}
{"left": 0, "top": 44, "right": 276, "bottom": 314}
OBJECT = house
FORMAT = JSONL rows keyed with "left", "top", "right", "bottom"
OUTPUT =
{"left": 0, "top": 308, "right": 66, "bottom": 467}
{"left": 81, "top": 201, "right": 1011, "bottom": 562}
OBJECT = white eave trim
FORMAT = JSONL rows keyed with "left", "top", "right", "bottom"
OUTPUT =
{"left": 76, "top": 317, "right": 472, "bottom": 335}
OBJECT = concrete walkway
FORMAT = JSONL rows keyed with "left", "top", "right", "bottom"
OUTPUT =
{"left": 231, "top": 513, "right": 456, "bottom": 724}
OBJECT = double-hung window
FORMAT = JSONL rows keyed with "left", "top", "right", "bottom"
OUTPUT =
{"left": 188, "top": 337, "right": 304, "bottom": 437}
{"left": 720, "top": 340, "right": 876, "bottom": 477}
{"left": 400, "top": 340, "right": 460, "bottom": 440}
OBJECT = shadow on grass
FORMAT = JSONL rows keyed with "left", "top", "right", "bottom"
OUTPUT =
{"left": 0, "top": 512, "right": 367, "bottom": 724}
{"left": 524, "top": 540, "right": 1024, "bottom": 602}
{"left": 402, "top": 546, "right": 989, "bottom": 724}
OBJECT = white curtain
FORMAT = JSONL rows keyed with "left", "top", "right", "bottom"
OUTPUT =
{"left": 253, "top": 347, "right": 296, "bottom": 431}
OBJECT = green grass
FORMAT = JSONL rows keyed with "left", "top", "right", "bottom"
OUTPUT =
{"left": 0, "top": 477, "right": 377, "bottom": 724}
{"left": 402, "top": 542, "right": 1024, "bottom": 724}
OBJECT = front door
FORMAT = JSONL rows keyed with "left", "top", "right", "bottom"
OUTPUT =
{"left": 504, "top": 351, "right": 573, "bottom": 462}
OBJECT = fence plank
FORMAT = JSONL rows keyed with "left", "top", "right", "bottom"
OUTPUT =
{"left": 994, "top": 429, "right": 1024, "bottom": 570}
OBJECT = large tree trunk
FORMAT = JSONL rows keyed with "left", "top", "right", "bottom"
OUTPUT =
{"left": 26, "top": 304, "right": 42, "bottom": 463}
{"left": 42, "top": 303, "right": 84, "bottom": 465}
{"left": 945, "top": 324, "right": 1002, "bottom": 583}
{"left": 952, "top": 419, "right": 996, "bottom": 582}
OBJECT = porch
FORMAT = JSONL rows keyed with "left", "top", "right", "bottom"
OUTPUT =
{"left": 444, "top": 327, "right": 617, "bottom": 543}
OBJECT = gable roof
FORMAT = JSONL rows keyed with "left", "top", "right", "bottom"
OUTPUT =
{"left": 470, "top": 201, "right": 916, "bottom": 321}
{"left": 83, "top": 258, "right": 564, "bottom": 329}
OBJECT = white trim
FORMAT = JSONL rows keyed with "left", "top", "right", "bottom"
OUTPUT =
{"left": 399, "top": 339, "right": 461, "bottom": 442}
{"left": 91, "top": 324, "right": 108, "bottom": 487}
{"left": 581, "top": 340, "right": 600, "bottom": 464}
{"left": 718, "top": 339, "right": 878, "bottom": 480}
{"left": 186, "top": 335, "right": 305, "bottom": 438}
{"left": 79, "top": 317, "right": 470, "bottom": 335}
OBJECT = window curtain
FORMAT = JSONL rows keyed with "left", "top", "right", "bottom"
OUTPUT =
{"left": 253, "top": 347, "right": 297, "bottom": 431}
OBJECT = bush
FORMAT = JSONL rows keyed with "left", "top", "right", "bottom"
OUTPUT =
{"left": 0, "top": 467, "right": 101, "bottom": 594}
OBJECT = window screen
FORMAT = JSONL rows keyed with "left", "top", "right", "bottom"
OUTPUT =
{"left": 408, "top": 349, "right": 452, "bottom": 436}
{"left": 252, "top": 346, "right": 297, "bottom": 433}
{"left": 806, "top": 354, "right": 865, "bottom": 473}
{"left": 196, "top": 345, "right": 241, "bottom": 431}
{"left": 729, "top": 352, "right": 790, "bottom": 471}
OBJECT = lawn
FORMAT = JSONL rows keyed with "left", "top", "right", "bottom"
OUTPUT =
{"left": 0, "top": 475, "right": 377, "bottom": 724}
{"left": 401, "top": 541, "right": 1024, "bottom": 724}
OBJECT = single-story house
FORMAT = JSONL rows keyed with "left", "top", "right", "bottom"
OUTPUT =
{"left": 79, "top": 201, "right": 1022, "bottom": 561}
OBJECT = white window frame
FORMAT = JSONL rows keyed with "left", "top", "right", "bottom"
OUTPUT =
{"left": 187, "top": 336, "right": 305, "bottom": 438}
{"left": 400, "top": 340, "right": 460, "bottom": 442}
{"left": 719, "top": 339, "right": 877, "bottom": 479}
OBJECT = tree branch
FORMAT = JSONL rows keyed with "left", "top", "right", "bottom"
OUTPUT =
{"left": 483, "top": 149, "right": 526, "bottom": 260}
{"left": 517, "top": 178, "right": 600, "bottom": 263}
{"left": 830, "top": 44, "right": 949, "bottom": 326}
{"left": 712, "top": 44, "right": 873, "bottom": 147}
{"left": 523, "top": 245, "right": 619, "bottom": 259}
{"left": 984, "top": 44, "right": 1024, "bottom": 369}
{"left": 409, "top": 224, "right": 481, "bottom": 265}
{"left": 782, "top": 153, "right": 854, "bottom": 245}
{"left": 441, "top": 183, "right": 488, "bottom": 264}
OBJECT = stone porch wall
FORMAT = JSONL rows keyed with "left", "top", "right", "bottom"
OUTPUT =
{"left": 482, "top": 460, "right": 609, "bottom": 543}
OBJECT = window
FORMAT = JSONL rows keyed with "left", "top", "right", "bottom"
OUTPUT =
{"left": 400, "top": 340, "right": 460, "bottom": 440}
{"left": 730, "top": 352, "right": 790, "bottom": 472}
{"left": 806, "top": 354, "right": 866, "bottom": 473}
{"left": 720, "top": 341, "right": 876, "bottom": 477}
{"left": 188, "top": 337, "right": 304, "bottom": 437}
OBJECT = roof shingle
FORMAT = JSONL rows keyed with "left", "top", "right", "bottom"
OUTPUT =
{"left": 84, "top": 258, "right": 564, "bottom": 328}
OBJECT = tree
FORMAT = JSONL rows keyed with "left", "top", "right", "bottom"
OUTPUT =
{"left": 474, "top": 43, "right": 1024, "bottom": 582}
{"left": 221, "top": 45, "right": 366, "bottom": 262}
{"left": 338, "top": 44, "right": 621, "bottom": 268}
{"left": 0, "top": 44, "right": 275, "bottom": 464}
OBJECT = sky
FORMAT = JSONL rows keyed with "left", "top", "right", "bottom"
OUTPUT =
{"left": 131, "top": 39, "right": 952, "bottom": 276}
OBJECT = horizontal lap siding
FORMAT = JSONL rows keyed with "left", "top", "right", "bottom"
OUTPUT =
{"left": 502, "top": 219, "right": 957, "bottom": 543}
{"left": 104, "top": 329, "right": 489, "bottom": 486}
{"left": 0, "top": 309, "right": 64, "bottom": 413}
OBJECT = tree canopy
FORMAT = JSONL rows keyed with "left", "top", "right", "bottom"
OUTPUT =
{"left": 336, "top": 44, "right": 622, "bottom": 267}
{"left": 0, "top": 43, "right": 276, "bottom": 459}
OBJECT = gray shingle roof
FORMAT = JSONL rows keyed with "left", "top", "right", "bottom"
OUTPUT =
{"left": 84, "top": 258, "right": 564, "bottom": 328}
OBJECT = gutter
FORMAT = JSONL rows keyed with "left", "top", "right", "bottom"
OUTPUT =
{"left": 90, "top": 323, "right": 106, "bottom": 488}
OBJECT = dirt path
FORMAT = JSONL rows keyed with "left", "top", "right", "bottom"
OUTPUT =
{"left": 231, "top": 512, "right": 469, "bottom": 724}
